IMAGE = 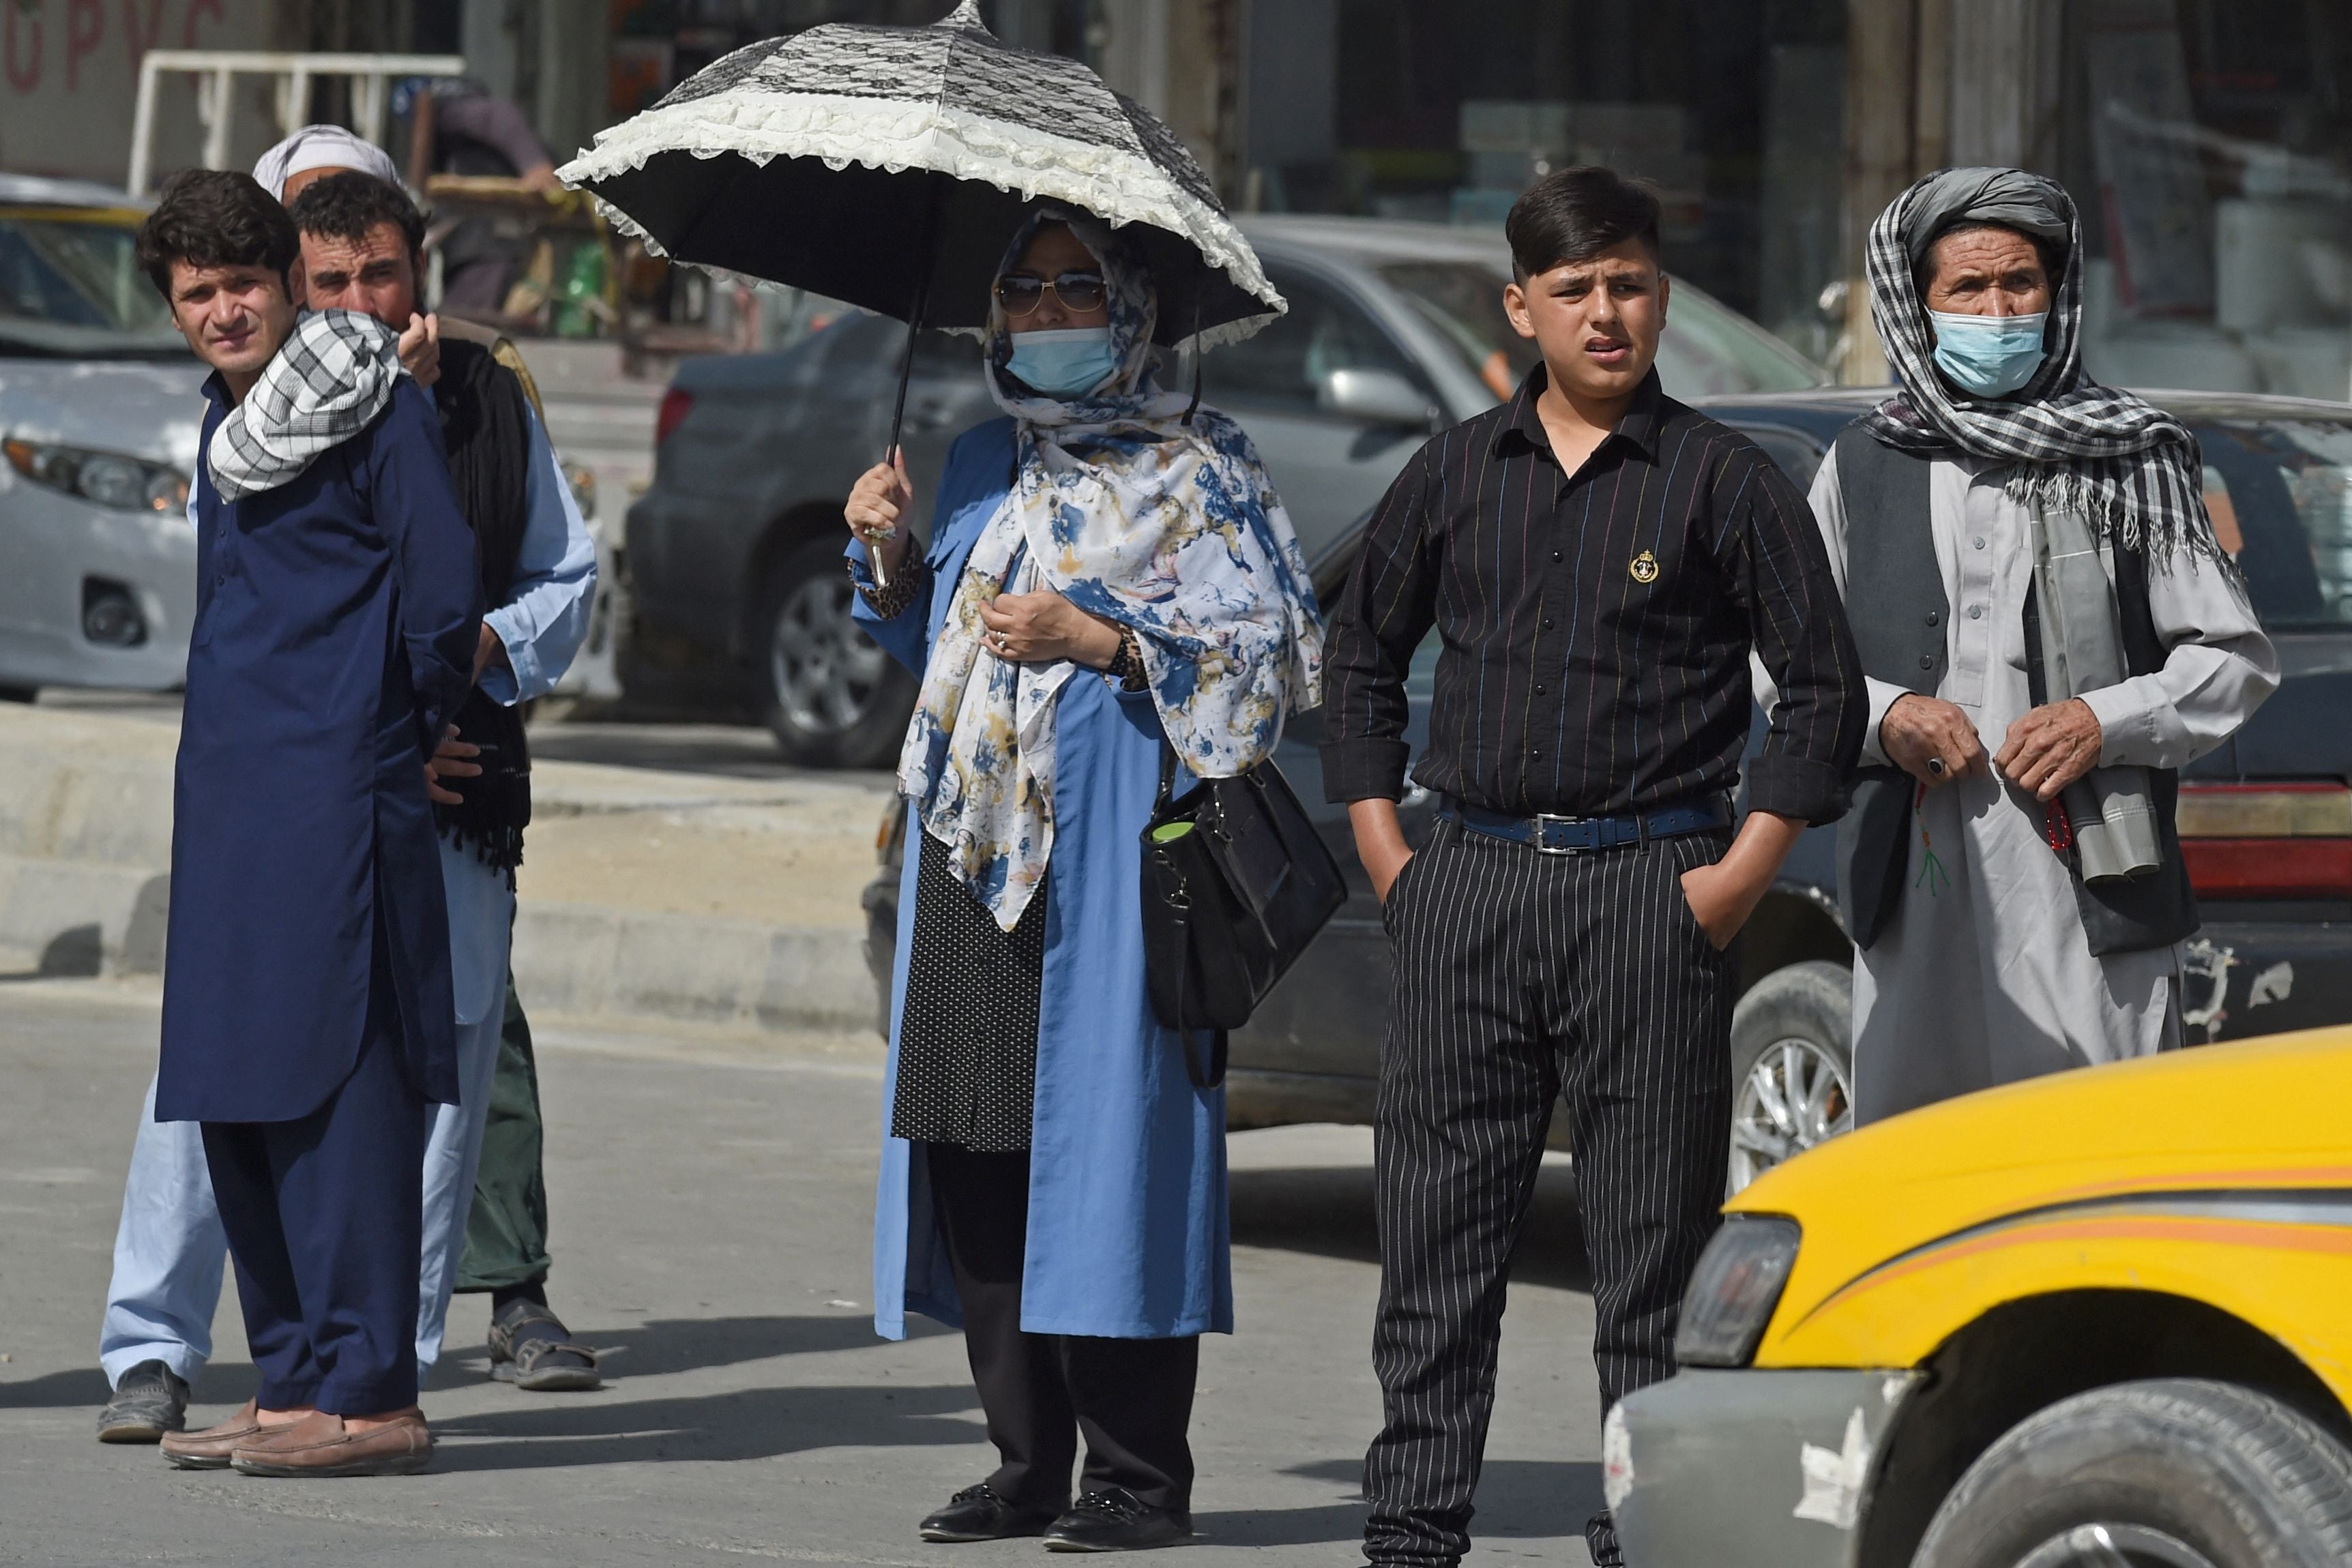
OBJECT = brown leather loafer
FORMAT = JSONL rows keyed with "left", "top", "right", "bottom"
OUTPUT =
{"left": 230, "top": 1408, "right": 432, "bottom": 1477}
{"left": 158, "top": 1400, "right": 265, "bottom": 1470}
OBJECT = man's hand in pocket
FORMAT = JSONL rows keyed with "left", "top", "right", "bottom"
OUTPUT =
{"left": 1676, "top": 810, "right": 1809, "bottom": 950}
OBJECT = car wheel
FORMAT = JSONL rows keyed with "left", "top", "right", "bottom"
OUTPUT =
{"left": 1911, "top": 1379, "right": 2352, "bottom": 1568}
{"left": 1727, "top": 959, "right": 1853, "bottom": 1194}
{"left": 759, "top": 534, "right": 916, "bottom": 768}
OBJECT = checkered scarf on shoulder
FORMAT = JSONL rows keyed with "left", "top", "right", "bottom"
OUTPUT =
{"left": 1861, "top": 167, "right": 2226, "bottom": 571}
{"left": 207, "top": 308, "right": 403, "bottom": 503}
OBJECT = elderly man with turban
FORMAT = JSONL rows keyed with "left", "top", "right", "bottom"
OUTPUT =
{"left": 1808, "top": 168, "right": 2278, "bottom": 1123}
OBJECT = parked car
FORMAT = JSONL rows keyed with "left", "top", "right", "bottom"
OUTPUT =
{"left": 619, "top": 213, "right": 1828, "bottom": 762}
{"left": 0, "top": 174, "right": 206, "bottom": 698}
{"left": 864, "top": 385, "right": 2352, "bottom": 1191}
{"left": 1613, "top": 1022, "right": 2352, "bottom": 1568}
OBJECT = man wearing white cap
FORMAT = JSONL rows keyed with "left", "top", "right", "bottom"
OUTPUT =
{"left": 93, "top": 131, "right": 599, "bottom": 1446}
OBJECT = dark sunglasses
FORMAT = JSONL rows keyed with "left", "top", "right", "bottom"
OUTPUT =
{"left": 995, "top": 270, "right": 1107, "bottom": 317}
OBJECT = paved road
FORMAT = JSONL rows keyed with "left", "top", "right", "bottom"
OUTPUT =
{"left": 0, "top": 982, "right": 1604, "bottom": 1567}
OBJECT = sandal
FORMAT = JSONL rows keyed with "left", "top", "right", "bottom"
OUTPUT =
{"left": 487, "top": 1297, "right": 604, "bottom": 1391}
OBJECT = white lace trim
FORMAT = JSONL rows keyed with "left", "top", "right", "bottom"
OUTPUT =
{"left": 559, "top": 90, "right": 1284, "bottom": 351}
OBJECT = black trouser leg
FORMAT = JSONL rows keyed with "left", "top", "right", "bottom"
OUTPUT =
{"left": 1362, "top": 826, "right": 1733, "bottom": 1568}
{"left": 1063, "top": 1331, "right": 1199, "bottom": 1513}
{"left": 924, "top": 1143, "right": 1202, "bottom": 1515}
{"left": 926, "top": 1143, "right": 1077, "bottom": 1514}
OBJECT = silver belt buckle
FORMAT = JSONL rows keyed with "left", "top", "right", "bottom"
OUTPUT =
{"left": 1531, "top": 812, "right": 1578, "bottom": 855}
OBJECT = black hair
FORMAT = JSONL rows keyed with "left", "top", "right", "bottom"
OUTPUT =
{"left": 1503, "top": 165, "right": 1662, "bottom": 282}
{"left": 285, "top": 170, "right": 427, "bottom": 260}
{"left": 134, "top": 168, "right": 299, "bottom": 301}
{"left": 1913, "top": 220, "right": 2067, "bottom": 298}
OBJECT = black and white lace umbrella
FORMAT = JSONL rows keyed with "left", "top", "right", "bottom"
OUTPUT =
{"left": 557, "top": 0, "right": 1281, "bottom": 355}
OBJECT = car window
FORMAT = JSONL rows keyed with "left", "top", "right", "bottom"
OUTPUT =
{"left": 1731, "top": 424, "right": 1828, "bottom": 490}
{"left": 1207, "top": 267, "right": 1422, "bottom": 415}
{"left": 0, "top": 206, "right": 182, "bottom": 355}
{"left": 1377, "top": 261, "right": 1541, "bottom": 402}
{"left": 2194, "top": 418, "right": 2352, "bottom": 628}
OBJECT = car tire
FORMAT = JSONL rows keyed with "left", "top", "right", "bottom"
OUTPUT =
{"left": 758, "top": 533, "right": 917, "bottom": 768}
{"left": 1727, "top": 959, "right": 1853, "bottom": 1194}
{"left": 1911, "top": 1379, "right": 2352, "bottom": 1568}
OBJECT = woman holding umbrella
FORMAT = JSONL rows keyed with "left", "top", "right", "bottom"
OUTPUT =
{"left": 844, "top": 207, "right": 1322, "bottom": 1552}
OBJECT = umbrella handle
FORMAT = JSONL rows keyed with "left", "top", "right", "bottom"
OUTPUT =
{"left": 874, "top": 175, "right": 945, "bottom": 591}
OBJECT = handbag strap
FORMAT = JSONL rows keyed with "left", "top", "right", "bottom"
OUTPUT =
{"left": 1154, "top": 735, "right": 1178, "bottom": 814}
{"left": 1166, "top": 887, "right": 1229, "bottom": 1089}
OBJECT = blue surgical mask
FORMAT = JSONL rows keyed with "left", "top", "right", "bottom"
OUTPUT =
{"left": 1928, "top": 309, "right": 2048, "bottom": 398}
{"left": 1005, "top": 327, "right": 1119, "bottom": 398}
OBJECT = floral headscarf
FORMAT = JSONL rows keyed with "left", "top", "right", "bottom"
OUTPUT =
{"left": 898, "top": 205, "right": 1323, "bottom": 930}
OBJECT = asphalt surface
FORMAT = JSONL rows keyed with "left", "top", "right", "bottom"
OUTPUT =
{"left": 0, "top": 981, "right": 1604, "bottom": 1567}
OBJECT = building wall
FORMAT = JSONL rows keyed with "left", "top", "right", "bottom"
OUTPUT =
{"left": 0, "top": 0, "right": 270, "bottom": 190}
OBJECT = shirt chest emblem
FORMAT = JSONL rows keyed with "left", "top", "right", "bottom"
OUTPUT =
{"left": 1628, "top": 549, "right": 1660, "bottom": 585}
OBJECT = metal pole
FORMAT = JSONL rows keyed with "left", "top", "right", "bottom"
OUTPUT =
{"left": 874, "top": 173, "right": 945, "bottom": 591}
{"left": 126, "top": 55, "right": 162, "bottom": 196}
{"left": 201, "top": 67, "right": 234, "bottom": 171}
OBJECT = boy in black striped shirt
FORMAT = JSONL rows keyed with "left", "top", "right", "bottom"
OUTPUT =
{"left": 1321, "top": 166, "right": 1865, "bottom": 1568}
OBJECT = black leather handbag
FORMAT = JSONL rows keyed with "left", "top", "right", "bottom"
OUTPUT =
{"left": 1139, "top": 744, "right": 1347, "bottom": 1088}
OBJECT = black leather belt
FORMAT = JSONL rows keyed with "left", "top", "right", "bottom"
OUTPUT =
{"left": 1437, "top": 795, "right": 1732, "bottom": 855}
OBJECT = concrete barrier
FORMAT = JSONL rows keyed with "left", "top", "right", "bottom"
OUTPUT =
{"left": 0, "top": 702, "right": 881, "bottom": 1035}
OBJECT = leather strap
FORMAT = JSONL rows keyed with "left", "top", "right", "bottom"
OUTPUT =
{"left": 1437, "top": 795, "right": 1731, "bottom": 855}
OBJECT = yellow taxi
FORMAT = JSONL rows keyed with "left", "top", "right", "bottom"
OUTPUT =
{"left": 1611, "top": 1026, "right": 2352, "bottom": 1568}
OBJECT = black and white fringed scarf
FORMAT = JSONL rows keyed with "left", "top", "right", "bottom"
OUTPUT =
{"left": 207, "top": 308, "right": 402, "bottom": 501}
{"left": 1861, "top": 166, "right": 2228, "bottom": 573}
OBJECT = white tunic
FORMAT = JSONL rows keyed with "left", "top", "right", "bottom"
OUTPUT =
{"left": 1807, "top": 447, "right": 2276, "bottom": 1123}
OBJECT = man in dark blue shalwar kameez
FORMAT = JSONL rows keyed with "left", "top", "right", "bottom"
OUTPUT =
{"left": 132, "top": 170, "right": 482, "bottom": 1479}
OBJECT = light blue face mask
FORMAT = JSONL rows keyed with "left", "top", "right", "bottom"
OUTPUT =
{"left": 1005, "top": 327, "right": 1119, "bottom": 398}
{"left": 1928, "top": 309, "right": 2048, "bottom": 398}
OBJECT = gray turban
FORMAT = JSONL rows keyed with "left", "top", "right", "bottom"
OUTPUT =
{"left": 1898, "top": 166, "right": 2073, "bottom": 271}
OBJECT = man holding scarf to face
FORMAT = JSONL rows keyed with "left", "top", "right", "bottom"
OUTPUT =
{"left": 1808, "top": 168, "right": 2277, "bottom": 1123}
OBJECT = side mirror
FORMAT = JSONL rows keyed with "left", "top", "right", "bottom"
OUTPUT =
{"left": 1319, "top": 367, "right": 1439, "bottom": 429}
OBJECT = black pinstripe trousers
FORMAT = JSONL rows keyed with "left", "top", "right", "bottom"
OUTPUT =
{"left": 1362, "top": 820, "right": 1734, "bottom": 1567}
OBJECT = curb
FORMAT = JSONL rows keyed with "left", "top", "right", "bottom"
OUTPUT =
{"left": 512, "top": 902, "right": 873, "bottom": 1034}
{"left": 0, "top": 705, "right": 882, "bottom": 1035}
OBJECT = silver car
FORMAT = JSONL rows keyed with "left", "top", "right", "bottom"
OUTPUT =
{"left": 0, "top": 174, "right": 205, "bottom": 700}
{"left": 622, "top": 213, "right": 1829, "bottom": 763}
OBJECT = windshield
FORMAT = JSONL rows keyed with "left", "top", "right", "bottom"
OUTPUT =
{"left": 2196, "top": 417, "right": 2352, "bottom": 630}
{"left": 0, "top": 206, "right": 188, "bottom": 357}
{"left": 1375, "top": 259, "right": 1827, "bottom": 403}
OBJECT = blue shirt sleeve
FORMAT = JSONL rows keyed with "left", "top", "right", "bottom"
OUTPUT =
{"left": 480, "top": 404, "right": 598, "bottom": 704}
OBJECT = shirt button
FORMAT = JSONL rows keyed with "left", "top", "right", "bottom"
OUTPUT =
{"left": 1968, "top": 604, "right": 1984, "bottom": 619}
{"left": 1926, "top": 610, "right": 1940, "bottom": 627}
{"left": 1550, "top": 550, "right": 1561, "bottom": 561}
{"left": 1534, "top": 685, "right": 1546, "bottom": 696}
{"left": 1542, "top": 618, "right": 1555, "bottom": 630}
{"left": 1973, "top": 535, "right": 1988, "bottom": 550}
{"left": 1920, "top": 654, "right": 1935, "bottom": 670}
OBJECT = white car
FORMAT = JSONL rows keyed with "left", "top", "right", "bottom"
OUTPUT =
{"left": 0, "top": 173, "right": 205, "bottom": 699}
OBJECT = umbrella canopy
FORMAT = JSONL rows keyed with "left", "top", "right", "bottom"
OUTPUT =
{"left": 558, "top": 0, "right": 1282, "bottom": 351}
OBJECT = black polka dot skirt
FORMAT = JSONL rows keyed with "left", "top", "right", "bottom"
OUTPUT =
{"left": 890, "top": 829, "right": 1048, "bottom": 1153}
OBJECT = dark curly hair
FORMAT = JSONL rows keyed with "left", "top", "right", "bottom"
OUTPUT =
{"left": 286, "top": 170, "right": 426, "bottom": 259}
{"left": 134, "top": 168, "right": 299, "bottom": 301}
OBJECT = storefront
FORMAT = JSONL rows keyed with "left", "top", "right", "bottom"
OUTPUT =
{"left": 2061, "top": 0, "right": 2352, "bottom": 402}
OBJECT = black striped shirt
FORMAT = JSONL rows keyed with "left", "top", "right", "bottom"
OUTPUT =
{"left": 1319, "top": 367, "right": 1864, "bottom": 822}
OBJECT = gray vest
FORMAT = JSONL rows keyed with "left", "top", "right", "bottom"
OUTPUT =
{"left": 1831, "top": 425, "right": 2196, "bottom": 956}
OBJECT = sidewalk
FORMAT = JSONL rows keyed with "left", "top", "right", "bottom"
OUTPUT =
{"left": 0, "top": 701, "right": 895, "bottom": 1037}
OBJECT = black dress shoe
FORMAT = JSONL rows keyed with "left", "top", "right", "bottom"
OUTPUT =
{"left": 1041, "top": 1488, "right": 1192, "bottom": 1553}
{"left": 97, "top": 1359, "right": 190, "bottom": 1443}
{"left": 1584, "top": 1509, "right": 1623, "bottom": 1567}
{"left": 920, "top": 1483, "right": 1060, "bottom": 1542}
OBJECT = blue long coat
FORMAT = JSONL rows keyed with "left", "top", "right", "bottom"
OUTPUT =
{"left": 857, "top": 418, "right": 1232, "bottom": 1341}
{"left": 157, "top": 375, "right": 482, "bottom": 1125}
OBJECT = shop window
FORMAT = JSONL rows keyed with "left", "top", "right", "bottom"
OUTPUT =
{"left": 1205, "top": 269, "right": 1424, "bottom": 415}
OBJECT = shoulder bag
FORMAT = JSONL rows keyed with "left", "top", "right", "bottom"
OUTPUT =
{"left": 1139, "top": 743, "right": 1347, "bottom": 1088}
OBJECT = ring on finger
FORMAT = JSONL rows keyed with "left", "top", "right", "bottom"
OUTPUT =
{"left": 1926, "top": 755, "right": 1946, "bottom": 777}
